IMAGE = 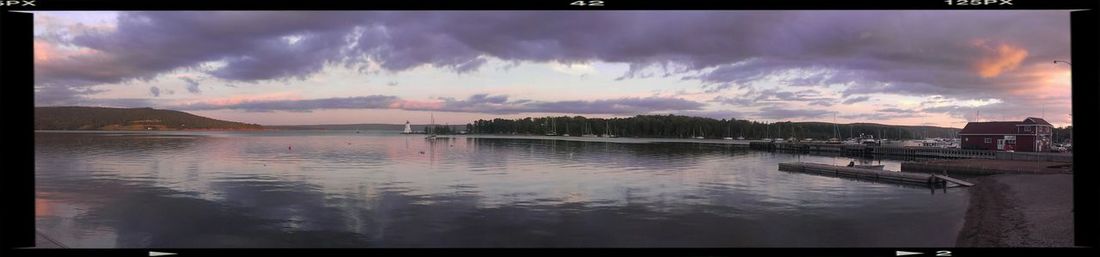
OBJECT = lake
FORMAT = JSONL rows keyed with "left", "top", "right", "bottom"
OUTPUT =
{"left": 34, "top": 130, "right": 969, "bottom": 247}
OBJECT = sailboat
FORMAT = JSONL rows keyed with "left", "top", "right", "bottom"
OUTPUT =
{"left": 582, "top": 121, "right": 597, "bottom": 137}
{"left": 545, "top": 117, "right": 558, "bottom": 136}
{"left": 827, "top": 114, "right": 841, "bottom": 144}
{"left": 436, "top": 122, "right": 451, "bottom": 139}
{"left": 737, "top": 125, "right": 745, "bottom": 140}
{"left": 601, "top": 120, "right": 616, "bottom": 138}
{"left": 425, "top": 113, "right": 437, "bottom": 139}
{"left": 693, "top": 126, "right": 705, "bottom": 139}
{"left": 562, "top": 121, "right": 571, "bottom": 137}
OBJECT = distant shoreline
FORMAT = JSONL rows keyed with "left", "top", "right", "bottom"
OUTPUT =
{"left": 33, "top": 129, "right": 269, "bottom": 133}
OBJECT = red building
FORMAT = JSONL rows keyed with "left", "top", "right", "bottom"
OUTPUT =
{"left": 958, "top": 117, "right": 1053, "bottom": 152}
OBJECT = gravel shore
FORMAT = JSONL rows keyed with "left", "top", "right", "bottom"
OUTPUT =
{"left": 955, "top": 174, "right": 1074, "bottom": 247}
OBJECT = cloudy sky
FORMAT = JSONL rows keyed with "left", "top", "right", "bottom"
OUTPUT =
{"left": 32, "top": 11, "right": 1072, "bottom": 127}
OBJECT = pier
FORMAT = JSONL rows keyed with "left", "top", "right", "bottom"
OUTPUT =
{"left": 778, "top": 162, "right": 973, "bottom": 188}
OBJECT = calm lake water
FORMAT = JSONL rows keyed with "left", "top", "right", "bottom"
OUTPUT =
{"left": 34, "top": 130, "right": 969, "bottom": 247}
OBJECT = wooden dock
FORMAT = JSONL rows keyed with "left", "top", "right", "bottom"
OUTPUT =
{"left": 778, "top": 162, "right": 973, "bottom": 188}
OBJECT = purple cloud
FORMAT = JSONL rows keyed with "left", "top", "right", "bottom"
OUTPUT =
{"left": 32, "top": 11, "right": 1071, "bottom": 126}
{"left": 428, "top": 94, "right": 705, "bottom": 115}
{"left": 841, "top": 96, "right": 871, "bottom": 105}
{"left": 37, "top": 11, "right": 1068, "bottom": 89}
{"left": 876, "top": 108, "right": 914, "bottom": 113}
{"left": 172, "top": 95, "right": 401, "bottom": 112}
{"left": 181, "top": 77, "right": 202, "bottom": 94}
{"left": 713, "top": 88, "right": 835, "bottom": 106}
{"left": 168, "top": 94, "right": 705, "bottom": 115}
{"left": 756, "top": 106, "right": 834, "bottom": 120}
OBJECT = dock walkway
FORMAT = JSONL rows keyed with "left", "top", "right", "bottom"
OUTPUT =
{"left": 778, "top": 162, "right": 972, "bottom": 188}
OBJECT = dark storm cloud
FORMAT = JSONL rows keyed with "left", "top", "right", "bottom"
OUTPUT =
{"left": 168, "top": 94, "right": 704, "bottom": 115}
{"left": 149, "top": 86, "right": 161, "bottom": 97}
{"left": 35, "top": 11, "right": 1069, "bottom": 117}
{"left": 181, "top": 77, "right": 202, "bottom": 94}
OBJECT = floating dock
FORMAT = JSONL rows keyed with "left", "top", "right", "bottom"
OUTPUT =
{"left": 778, "top": 162, "right": 973, "bottom": 188}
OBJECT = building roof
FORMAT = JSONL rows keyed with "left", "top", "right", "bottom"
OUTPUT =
{"left": 1023, "top": 117, "right": 1052, "bottom": 125}
{"left": 959, "top": 122, "right": 1020, "bottom": 134}
{"left": 959, "top": 118, "right": 1053, "bottom": 135}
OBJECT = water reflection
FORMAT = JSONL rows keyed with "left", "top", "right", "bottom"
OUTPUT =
{"left": 35, "top": 131, "right": 969, "bottom": 247}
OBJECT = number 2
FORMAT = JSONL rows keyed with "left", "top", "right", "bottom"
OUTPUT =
{"left": 570, "top": 1, "right": 605, "bottom": 6}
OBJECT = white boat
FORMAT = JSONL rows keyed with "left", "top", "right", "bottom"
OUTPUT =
{"left": 860, "top": 138, "right": 880, "bottom": 146}
{"left": 723, "top": 137, "right": 734, "bottom": 140}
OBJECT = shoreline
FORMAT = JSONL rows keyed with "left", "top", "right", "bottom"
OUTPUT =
{"left": 955, "top": 174, "right": 1074, "bottom": 247}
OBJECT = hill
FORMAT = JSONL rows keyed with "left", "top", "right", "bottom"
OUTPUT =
{"left": 34, "top": 106, "right": 263, "bottom": 130}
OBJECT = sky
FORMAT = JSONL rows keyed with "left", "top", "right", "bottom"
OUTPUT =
{"left": 31, "top": 11, "right": 1073, "bottom": 127}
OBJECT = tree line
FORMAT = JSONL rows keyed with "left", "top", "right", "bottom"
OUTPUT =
{"left": 465, "top": 114, "right": 963, "bottom": 140}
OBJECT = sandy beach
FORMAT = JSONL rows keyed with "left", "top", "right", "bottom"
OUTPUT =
{"left": 955, "top": 174, "right": 1074, "bottom": 247}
